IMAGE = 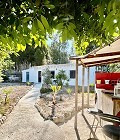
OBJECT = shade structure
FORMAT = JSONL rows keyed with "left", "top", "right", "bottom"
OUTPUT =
{"left": 87, "top": 37, "right": 120, "bottom": 58}
{"left": 80, "top": 55, "right": 120, "bottom": 67}
{"left": 71, "top": 36, "right": 120, "bottom": 129}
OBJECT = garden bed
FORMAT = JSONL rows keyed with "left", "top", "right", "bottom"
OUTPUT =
{"left": 35, "top": 92, "right": 95, "bottom": 125}
{"left": 0, "top": 84, "right": 32, "bottom": 125}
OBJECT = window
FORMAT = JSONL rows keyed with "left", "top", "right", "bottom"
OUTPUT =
{"left": 70, "top": 70, "right": 75, "bottom": 79}
{"left": 51, "top": 71, "right": 55, "bottom": 79}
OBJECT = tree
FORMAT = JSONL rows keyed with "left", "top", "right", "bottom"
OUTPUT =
{"left": 56, "top": 70, "right": 69, "bottom": 88}
{"left": 50, "top": 42, "right": 69, "bottom": 64}
{"left": 34, "top": 46, "right": 50, "bottom": 66}
{"left": 0, "top": 0, "right": 120, "bottom": 80}
{"left": 10, "top": 44, "right": 50, "bottom": 71}
{"left": 10, "top": 44, "right": 36, "bottom": 71}
{"left": 42, "top": 68, "right": 52, "bottom": 87}
{"left": 0, "top": 0, "right": 120, "bottom": 52}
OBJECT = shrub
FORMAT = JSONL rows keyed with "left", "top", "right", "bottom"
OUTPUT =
{"left": 2, "top": 75, "right": 9, "bottom": 82}
{"left": 40, "top": 88, "right": 52, "bottom": 93}
{"left": 2, "top": 87, "right": 13, "bottom": 105}
{"left": 26, "top": 82, "right": 33, "bottom": 86}
{"left": 56, "top": 70, "right": 69, "bottom": 88}
{"left": 42, "top": 68, "right": 52, "bottom": 87}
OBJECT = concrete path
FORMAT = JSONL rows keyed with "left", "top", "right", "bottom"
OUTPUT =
{"left": 0, "top": 84, "right": 65, "bottom": 140}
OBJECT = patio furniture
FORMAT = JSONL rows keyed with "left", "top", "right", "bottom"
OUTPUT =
{"left": 88, "top": 108, "right": 120, "bottom": 140}
{"left": 88, "top": 108, "right": 103, "bottom": 138}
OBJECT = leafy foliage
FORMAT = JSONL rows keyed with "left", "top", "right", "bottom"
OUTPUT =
{"left": 56, "top": 70, "right": 69, "bottom": 88}
{"left": 40, "top": 87, "right": 52, "bottom": 93}
{"left": 51, "top": 85, "right": 61, "bottom": 104}
{"left": 10, "top": 44, "right": 49, "bottom": 70}
{"left": 42, "top": 68, "right": 52, "bottom": 87}
{"left": 109, "top": 63, "right": 120, "bottom": 72}
{"left": 0, "top": 0, "right": 120, "bottom": 79}
{"left": 2, "top": 87, "right": 13, "bottom": 105}
{"left": 0, "top": 0, "right": 119, "bottom": 52}
{"left": 49, "top": 33, "right": 69, "bottom": 64}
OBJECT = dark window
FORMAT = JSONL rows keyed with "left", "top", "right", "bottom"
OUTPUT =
{"left": 51, "top": 71, "right": 55, "bottom": 79}
{"left": 70, "top": 70, "right": 75, "bottom": 79}
{"left": 26, "top": 72, "right": 29, "bottom": 82}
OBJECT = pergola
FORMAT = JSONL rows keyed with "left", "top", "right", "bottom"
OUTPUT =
{"left": 70, "top": 37, "right": 120, "bottom": 129}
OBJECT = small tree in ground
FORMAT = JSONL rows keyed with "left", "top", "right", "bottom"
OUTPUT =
{"left": 50, "top": 85, "right": 61, "bottom": 118}
{"left": 51, "top": 85, "right": 61, "bottom": 105}
{"left": 56, "top": 70, "right": 69, "bottom": 88}
{"left": 2, "top": 87, "right": 13, "bottom": 105}
{"left": 42, "top": 68, "right": 52, "bottom": 88}
{"left": 66, "top": 88, "right": 72, "bottom": 99}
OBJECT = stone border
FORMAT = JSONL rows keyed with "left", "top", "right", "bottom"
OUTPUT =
{"left": 35, "top": 99, "right": 89, "bottom": 125}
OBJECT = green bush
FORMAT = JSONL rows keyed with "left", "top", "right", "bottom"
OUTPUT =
{"left": 2, "top": 75, "right": 9, "bottom": 82}
{"left": 26, "top": 82, "right": 33, "bottom": 86}
{"left": 40, "top": 88, "right": 52, "bottom": 93}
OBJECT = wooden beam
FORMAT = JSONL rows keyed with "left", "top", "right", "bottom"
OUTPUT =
{"left": 74, "top": 59, "right": 78, "bottom": 129}
{"left": 87, "top": 67, "right": 90, "bottom": 108}
{"left": 82, "top": 66, "right": 85, "bottom": 115}
{"left": 81, "top": 57, "right": 120, "bottom": 66}
{"left": 86, "top": 59, "right": 120, "bottom": 67}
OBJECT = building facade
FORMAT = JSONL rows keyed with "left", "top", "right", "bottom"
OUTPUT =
{"left": 22, "top": 62, "right": 95, "bottom": 86}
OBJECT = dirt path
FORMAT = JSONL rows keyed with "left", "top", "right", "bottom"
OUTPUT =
{"left": 0, "top": 84, "right": 65, "bottom": 140}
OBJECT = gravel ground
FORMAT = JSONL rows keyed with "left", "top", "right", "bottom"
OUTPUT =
{"left": 0, "top": 84, "right": 65, "bottom": 140}
{"left": 60, "top": 109, "right": 108, "bottom": 140}
{"left": 0, "top": 84, "right": 109, "bottom": 140}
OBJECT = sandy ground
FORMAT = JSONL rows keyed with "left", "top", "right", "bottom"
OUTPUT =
{"left": 0, "top": 84, "right": 110, "bottom": 140}
{"left": 60, "top": 109, "right": 109, "bottom": 140}
{"left": 0, "top": 84, "right": 65, "bottom": 140}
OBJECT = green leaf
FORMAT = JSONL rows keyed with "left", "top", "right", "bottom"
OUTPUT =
{"left": 56, "top": 23, "right": 64, "bottom": 30}
{"left": 69, "top": 22, "right": 76, "bottom": 29}
{"left": 34, "top": 38, "right": 39, "bottom": 46}
{"left": 37, "top": 19, "right": 45, "bottom": 33}
{"left": 62, "top": 28, "right": 67, "bottom": 42}
{"left": 35, "top": 0, "right": 40, "bottom": 7}
{"left": 102, "top": 10, "right": 115, "bottom": 30}
{"left": 0, "top": 36, "right": 7, "bottom": 45}
{"left": 45, "top": 4, "right": 55, "bottom": 9}
{"left": 112, "top": 2, "right": 116, "bottom": 13}
{"left": 41, "top": 15, "right": 49, "bottom": 30}
{"left": 44, "top": 0, "right": 50, "bottom": 4}
{"left": 17, "top": 44, "right": 26, "bottom": 51}
{"left": 22, "top": 17, "right": 32, "bottom": 23}
{"left": 32, "top": 20, "right": 37, "bottom": 34}
{"left": 70, "top": 29, "right": 77, "bottom": 40}
{"left": 108, "top": 1, "right": 112, "bottom": 12}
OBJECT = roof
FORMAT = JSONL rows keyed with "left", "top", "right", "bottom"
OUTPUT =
{"left": 70, "top": 36, "right": 120, "bottom": 67}
{"left": 88, "top": 37, "right": 120, "bottom": 58}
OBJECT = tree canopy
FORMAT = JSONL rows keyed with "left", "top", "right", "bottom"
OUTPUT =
{"left": 0, "top": 0, "right": 120, "bottom": 53}
{"left": 0, "top": 0, "right": 120, "bottom": 78}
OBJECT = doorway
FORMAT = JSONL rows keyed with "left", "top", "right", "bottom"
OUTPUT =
{"left": 38, "top": 71, "right": 41, "bottom": 82}
{"left": 26, "top": 72, "right": 29, "bottom": 82}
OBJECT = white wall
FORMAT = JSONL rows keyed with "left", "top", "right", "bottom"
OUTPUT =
{"left": 22, "top": 63, "right": 95, "bottom": 86}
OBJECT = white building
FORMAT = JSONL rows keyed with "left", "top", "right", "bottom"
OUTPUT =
{"left": 22, "top": 62, "right": 95, "bottom": 86}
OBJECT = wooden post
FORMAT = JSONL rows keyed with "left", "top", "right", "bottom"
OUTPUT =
{"left": 87, "top": 67, "right": 90, "bottom": 108}
{"left": 82, "top": 66, "right": 85, "bottom": 115}
{"left": 74, "top": 59, "right": 78, "bottom": 129}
